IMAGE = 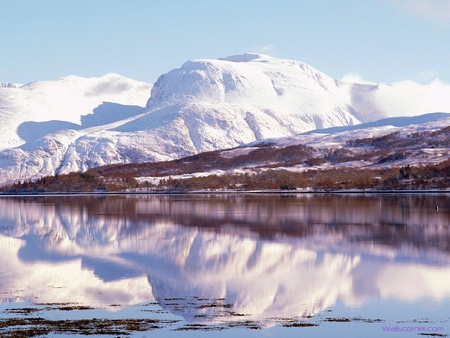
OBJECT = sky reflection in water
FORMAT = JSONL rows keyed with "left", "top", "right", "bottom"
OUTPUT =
{"left": 0, "top": 194, "right": 449, "bottom": 336}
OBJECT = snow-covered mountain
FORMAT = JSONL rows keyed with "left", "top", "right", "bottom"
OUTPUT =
{"left": 0, "top": 73, "right": 152, "bottom": 151}
{"left": 0, "top": 82, "right": 22, "bottom": 88}
{"left": 0, "top": 74, "right": 152, "bottom": 184}
{"left": 0, "top": 53, "right": 449, "bottom": 185}
{"left": 118, "top": 53, "right": 381, "bottom": 155}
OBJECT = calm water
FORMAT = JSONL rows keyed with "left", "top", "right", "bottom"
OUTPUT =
{"left": 1, "top": 194, "right": 450, "bottom": 337}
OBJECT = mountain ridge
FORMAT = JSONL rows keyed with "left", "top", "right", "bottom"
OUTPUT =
{"left": 0, "top": 54, "right": 449, "bottom": 185}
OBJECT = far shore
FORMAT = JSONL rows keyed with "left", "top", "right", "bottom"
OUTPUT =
{"left": 1, "top": 188, "right": 450, "bottom": 197}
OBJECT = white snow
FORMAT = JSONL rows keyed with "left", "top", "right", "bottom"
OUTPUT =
{"left": 0, "top": 73, "right": 152, "bottom": 150}
{"left": 0, "top": 74, "right": 152, "bottom": 183}
{"left": 0, "top": 53, "right": 449, "bottom": 185}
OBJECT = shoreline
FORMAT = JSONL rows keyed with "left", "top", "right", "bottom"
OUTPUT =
{"left": 1, "top": 188, "right": 450, "bottom": 197}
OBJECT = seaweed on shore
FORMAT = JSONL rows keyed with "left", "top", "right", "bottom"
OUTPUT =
{"left": 0, "top": 317, "right": 178, "bottom": 337}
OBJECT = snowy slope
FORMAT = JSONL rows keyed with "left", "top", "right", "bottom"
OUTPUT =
{"left": 140, "top": 54, "right": 380, "bottom": 139}
{"left": 234, "top": 113, "right": 450, "bottom": 172}
{"left": 0, "top": 53, "right": 449, "bottom": 185}
{"left": 0, "top": 73, "right": 152, "bottom": 151}
{"left": 0, "top": 74, "right": 152, "bottom": 183}
{"left": 123, "top": 112, "right": 450, "bottom": 187}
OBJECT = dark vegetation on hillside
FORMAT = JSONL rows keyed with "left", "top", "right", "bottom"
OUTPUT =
{"left": 2, "top": 127, "right": 450, "bottom": 193}
{"left": 162, "top": 163, "right": 450, "bottom": 191}
{"left": 3, "top": 161, "right": 450, "bottom": 193}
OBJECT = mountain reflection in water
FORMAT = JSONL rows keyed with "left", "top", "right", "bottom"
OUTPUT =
{"left": 0, "top": 194, "right": 449, "bottom": 325}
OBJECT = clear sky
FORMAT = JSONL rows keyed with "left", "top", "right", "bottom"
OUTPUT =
{"left": 1, "top": 0, "right": 450, "bottom": 85}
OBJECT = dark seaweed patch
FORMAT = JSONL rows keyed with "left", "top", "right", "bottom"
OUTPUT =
{"left": 4, "top": 308, "right": 42, "bottom": 315}
{"left": 174, "top": 323, "right": 223, "bottom": 331}
{"left": 282, "top": 322, "right": 318, "bottom": 328}
{"left": 0, "top": 317, "right": 178, "bottom": 337}
{"left": 324, "top": 317, "right": 351, "bottom": 322}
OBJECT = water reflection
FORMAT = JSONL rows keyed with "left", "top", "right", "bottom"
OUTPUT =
{"left": 0, "top": 194, "right": 450, "bottom": 324}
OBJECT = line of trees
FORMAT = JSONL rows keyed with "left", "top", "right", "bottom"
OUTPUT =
{"left": 3, "top": 161, "right": 450, "bottom": 193}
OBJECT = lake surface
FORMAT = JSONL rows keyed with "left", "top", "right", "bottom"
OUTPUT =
{"left": 1, "top": 193, "right": 450, "bottom": 337}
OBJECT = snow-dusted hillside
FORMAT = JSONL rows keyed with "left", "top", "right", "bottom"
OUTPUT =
{"left": 0, "top": 73, "right": 152, "bottom": 151}
{"left": 0, "top": 74, "right": 152, "bottom": 184}
{"left": 0, "top": 53, "right": 449, "bottom": 185}
{"left": 137, "top": 54, "right": 382, "bottom": 147}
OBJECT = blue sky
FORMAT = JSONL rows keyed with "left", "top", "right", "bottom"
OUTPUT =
{"left": 1, "top": 0, "right": 450, "bottom": 84}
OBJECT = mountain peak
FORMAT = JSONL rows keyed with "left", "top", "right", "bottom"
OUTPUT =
{"left": 0, "top": 82, "right": 23, "bottom": 88}
{"left": 149, "top": 53, "right": 350, "bottom": 108}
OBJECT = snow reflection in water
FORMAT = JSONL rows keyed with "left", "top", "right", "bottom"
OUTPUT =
{"left": 0, "top": 194, "right": 450, "bottom": 335}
